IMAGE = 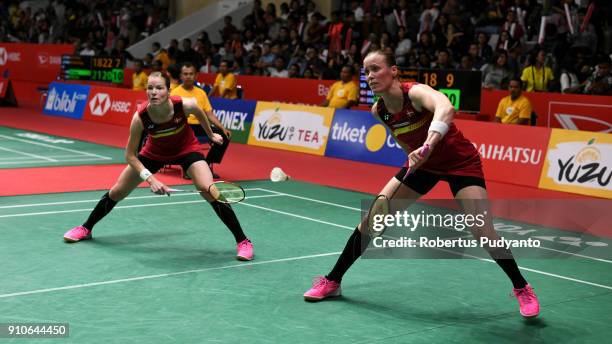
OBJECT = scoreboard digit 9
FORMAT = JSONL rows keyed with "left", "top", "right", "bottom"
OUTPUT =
{"left": 61, "top": 56, "right": 124, "bottom": 84}
{"left": 359, "top": 68, "right": 481, "bottom": 113}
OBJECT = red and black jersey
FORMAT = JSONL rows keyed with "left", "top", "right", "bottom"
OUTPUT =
{"left": 376, "top": 82, "right": 483, "bottom": 178}
{"left": 138, "top": 96, "right": 202, "bottom": 161}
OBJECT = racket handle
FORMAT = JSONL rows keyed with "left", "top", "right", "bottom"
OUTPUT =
{"left": 404, "top": 143, "right": 431, "bottom": 179}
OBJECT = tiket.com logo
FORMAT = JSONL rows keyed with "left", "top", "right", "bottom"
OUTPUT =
{"left": 89, "top": 93, "right": 111, "bottom": 116}
{"left": 0, "top": 47, "right": 21, "bottom": 65}
{"left": 547, "top": 138, "right": 611, "bottom": 189}
{"left": 331, "top": 121, "right": 401, "bottom": 152}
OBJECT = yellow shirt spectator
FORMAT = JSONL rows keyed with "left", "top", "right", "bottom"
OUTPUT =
{"left": 170, "top": 85, "right": 213, "bottom": 125}
{"left": 214, "top": 72, "right": 238, "bottom": 99}
{"left": 132, "top": 70, "right": 148, "bottom": 91}
{"left": 520, "top": 65, "right": 554, "bottom": 92}
{"left": 326, "top": 80, "right": 359, "bottom": 109}
{"left": 154, "top": 50, "right": 171, "bottom": 70}
{"left": 495, "top": 95, "right": 532, "bottom": 124}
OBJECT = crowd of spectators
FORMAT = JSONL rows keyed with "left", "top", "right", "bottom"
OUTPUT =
{"left": 2, "top": 0, "right": 611, "bottom": 96}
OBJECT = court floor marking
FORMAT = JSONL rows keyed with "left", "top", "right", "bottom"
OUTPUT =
{"left": 0, "top": 251, "right": 342, "bottom": 299}
{"left": 0, "top": 194, "right": 283, "bottom": 219}
{"left": 0, "top": 157, "right": 111, "bottom": 165}
{"left": 1, "top": 193, "right": 611, "bottom": 300}
{"left": 0, "top": 145, "right": 57, "bottom": 162}
{"left": 257, "top": 188, "right": 612, "bottom": 264}
{"left": 0, "top": 134, "right": 112, "bottom": 160}
{"left": 0, "top": 154, "right": 102, "bottom": 160}
{"left": 0, "top": 187, "right": 269, "bottom": 209}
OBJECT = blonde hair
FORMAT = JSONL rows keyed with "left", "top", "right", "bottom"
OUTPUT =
{"left": 147, "top": 71, "right": 171, "bottom": 89}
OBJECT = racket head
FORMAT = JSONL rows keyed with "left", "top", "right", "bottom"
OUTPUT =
{"left": 367, "top": 194, "right": 390, "bottom": 237}
{"left": 209, "top": 181, "right": 245, "bottom": 204}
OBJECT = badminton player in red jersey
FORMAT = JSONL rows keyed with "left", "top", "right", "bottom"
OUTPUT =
{"left": 303, "top": 50, "right": 539, "bottom": 317}
{"left": 63, "top": 72, "right": 254, "bottom": 261}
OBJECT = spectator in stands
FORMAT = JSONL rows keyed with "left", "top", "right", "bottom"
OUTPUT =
{"left": 395, "top": 26, "right": 412, "bottom": 66}
{"left": 177, "top": 38, "right": 202, "bottom": 68}
{"left": 584, "top": 55, "right": 612, "bottom": 96}
{"left": 467, "top": 43, "right": 485, "bottom": 69}
{"left": 142, "top": 53, "right": 154, "bottom": 69}
{"left": 495, "top": 78, "right": 532, "bottom": 125}
{"left": 496, "top": 30, "right": 519, "bottom": 51}
{"left": 167, "top": 64, "right": 181, "bottom": 91}
{"left": 432, "top": 49, "right": 455, "bottom": 69}
{"left": 268, "top": 56, "right": 289, "bottom": 77}
{"left": 288, "top": 63, "right": 301, "bottom": 78}
{"left": 79, "top": 41, "right": 96, "bottom": 56}
{"left": 220, "top": 15, "right": 238, "bottom": 42}
{"left": 170, "top": 63, "right": 231, "bottom": 179}
{"left": 520, "top": 48, "right": 554, "bottom": 92}
{"left": 132, "top": 59, "right": 148, "bottom": 91}
{"left": 199, "top": 55, "right": 217, "bottom": 74}
{"left": 476, "top": 32, "right": 493, "bottom": 64}
{"left": 152, "top": 42, "right": 171, "bottom": 70}
{"left": 501, "top": 9, "right": 525, "bottom": 42}
{"left": 211, "top": 60, "right": 238, "bottom": 99}
{"left": 151, "top": 59, "right": 164, "bottom": 72}
{"left": 322, "top": 65, "right": 358, "bottom": 109}
{"left": 481, "top": 50, "right": 513, "bottom": 90}
{"left": 460, "top": 55, "right": 476, "bottom": 70}
{"left": 559, "top": 57, "right": 583, "bottom": 94}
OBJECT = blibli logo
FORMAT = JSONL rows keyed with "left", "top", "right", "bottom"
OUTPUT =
{"left": 330, "top": 121, "right": 401, "bottom": 152}
{"left": 44, "top": 87, "right": 87, "bottom": 113}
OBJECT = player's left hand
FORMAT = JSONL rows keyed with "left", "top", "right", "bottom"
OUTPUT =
{"left": 407, "top": 144, "right": 431, "bottom": 171}
{"left": 223, "top": 129, "right": 232, "bottom": 139}
{"left": 211, "top": 133, "right": 224, "bottom": 145}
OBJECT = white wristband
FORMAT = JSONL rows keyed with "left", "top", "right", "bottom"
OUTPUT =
{"left": 139, "top": 169, "right": 153, "bottom": 181}
{"left": 428, "top": 120, "right": 449, "bottom": 137}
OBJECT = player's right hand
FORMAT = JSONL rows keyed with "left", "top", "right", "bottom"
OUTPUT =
{"left": 148, "top": 177, "right": 171, "bottom": 196}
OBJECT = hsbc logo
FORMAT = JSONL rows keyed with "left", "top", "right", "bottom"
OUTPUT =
{"left": 555, "top": 113, "right": 612, "bottom": 133}
{"left": 0, "top": 47, "right": 21, "bottom": 65}
{"left": 89, "top": 93, "right": 131, "bottom": 116}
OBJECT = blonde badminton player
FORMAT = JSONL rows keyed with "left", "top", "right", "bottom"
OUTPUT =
{"left": 63, "top": 71, "right": 254, "bottom": 261}
{"left": 303, "top": 50, "right": 539, "bottom": 318}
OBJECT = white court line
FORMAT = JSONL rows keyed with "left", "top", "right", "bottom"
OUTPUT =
{"left": 0, "top": 157, "right": 107, "bottom": 165}
{"left": 0, "top": 194, "right": 283, "bottom": 218}
{"left": 239, "top": 202, "right": 353, "bottom": 230}
{"left": 0, "top": 154, "right": 98, "bottom": 161}
{"left": 257, "top": 188, "right": 612, "bottom": 265}
{"left": 0, "top": 251, "right": 342, "bottom": 299}
{"left": 0, "top": 145, "right": 57, "bottom": 162}
{"left": 0, "top": 134, "right": 112, "bottom": 160}
{"left": 0, "top": 187, "right": 267, "bottom": 209}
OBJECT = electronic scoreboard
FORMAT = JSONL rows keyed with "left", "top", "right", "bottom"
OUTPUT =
{"left": 359, "top": 68, "right": 482, "bottom": 113}
{"left": 61, "top": 56, "right": 124, "bottom": 84}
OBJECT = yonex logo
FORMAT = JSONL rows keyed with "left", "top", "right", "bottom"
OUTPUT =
{"left": 89, "top": 93, "right": 111, "bottom": 116}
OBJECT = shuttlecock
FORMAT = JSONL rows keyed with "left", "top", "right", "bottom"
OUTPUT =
{"left": 270, "top": 167, "right": 290, "bottom": 182}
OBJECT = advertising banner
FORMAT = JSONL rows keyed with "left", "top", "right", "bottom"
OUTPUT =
{"left": 248, "top": 102, "right": 334, "bottom": 155}
{"left": 83, "top": 86, "right": 146, "bottom": 126}
{"left": 0, "top": 43, "right": 74, "bottom": 83}
{"left": 539, "top": 129, "right": 612, "bottom": 198}
{"left": 455, "top": 120, "right": 550, "bottom": 187}
{"left": 210, "top": 97, "right": 256, "bottom": 144}
{"left": 42, "top": 82, "right": 90, "bottom": 119}
{"left": 324, "top": 109, "right": 406, "bottom": 166}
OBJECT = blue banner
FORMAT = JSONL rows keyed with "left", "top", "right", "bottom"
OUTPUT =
{"left": 325, "top": 109, "right": 407, "bottom": 166}
{"left": 210, "top": 97, "right": 256, "bottom": 144}
{"left": 43, "top": 82, "right": 90, "bottom": 119}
